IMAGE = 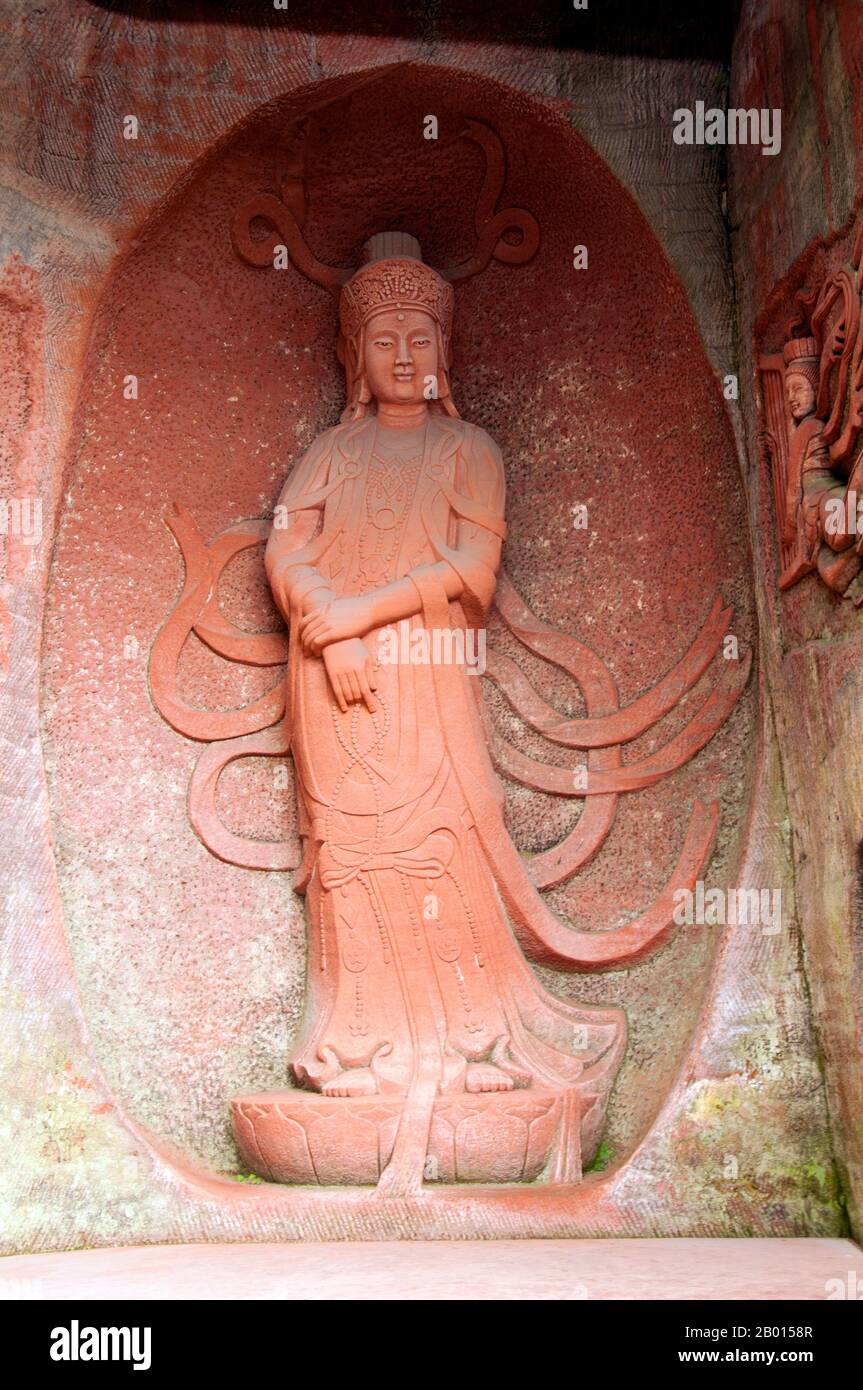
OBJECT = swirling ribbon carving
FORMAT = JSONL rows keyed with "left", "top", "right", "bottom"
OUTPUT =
{"left": 230, "top": 118, "right": 540, "bottom": 289}
{"left": 149, "top": 505, "right": 750, "bottom": 969}
{"left": 149, "top": 504, "right": 296, "bottom": 870}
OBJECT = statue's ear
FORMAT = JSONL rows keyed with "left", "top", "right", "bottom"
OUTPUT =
{"left": 437, "top": 360, "right": 454, "bottom": 405}
{"left": 436, "top": 322, "right": 453, "bottom": 367}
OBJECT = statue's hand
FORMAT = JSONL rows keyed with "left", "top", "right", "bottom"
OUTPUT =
{"left": 322, "top": 638, "right": 378, "bottom": 714}
{"left": 300, "top": 596, "right": 375, "bottom": 655}
{"left": 300, "top": 586, "right": 334, "bottom": 617}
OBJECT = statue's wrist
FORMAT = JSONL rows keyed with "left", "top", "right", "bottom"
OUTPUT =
{"left": 285, "top": 567, "right": 332, "bottom": 607}
{"left": 301, "top": 583, "right": 336, "bottom": 614}
{"left": 269, "top": 558, "right": 307, "bottom": 601}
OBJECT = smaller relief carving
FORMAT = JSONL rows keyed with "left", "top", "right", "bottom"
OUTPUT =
{"left": 759, "top": 220, "right": 863, "bottom": 602}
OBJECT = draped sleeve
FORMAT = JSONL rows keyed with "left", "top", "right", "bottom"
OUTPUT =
{"left": 265, "top": 427, "right": 339, "bottom": 614}
{"left": 449, "top": 422, "right": 507, "bottom": 619}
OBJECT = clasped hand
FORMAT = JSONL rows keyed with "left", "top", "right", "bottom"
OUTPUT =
{"left": 298, "top": 594, "right": 379, "bottom": 714}
{"left": 322, "top": 638, "right": 378, "bottom": 714}
{"left": 299, "top": 596, "right": 375, "bottom": 655}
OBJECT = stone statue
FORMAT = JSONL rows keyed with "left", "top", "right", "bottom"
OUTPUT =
{"left": 150, "top": 138, "right": 750, "bottom": 1195}
{"left": 257, "top": 232, "right": 628, "bottom": 1194}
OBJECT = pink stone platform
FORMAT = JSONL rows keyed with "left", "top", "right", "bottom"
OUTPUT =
{"left": 2, "top": 1240, "right": 861, "bottom": 1301}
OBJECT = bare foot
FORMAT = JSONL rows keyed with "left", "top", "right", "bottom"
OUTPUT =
{"left": 321, "top": 1067, "right": 378, "bottom": 1097}
{"left": 465, "top": 1063, "right": 515, "bottom": 1094}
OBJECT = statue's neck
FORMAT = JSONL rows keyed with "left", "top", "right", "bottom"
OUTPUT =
{"left": 374, "top": 402, "right": 430, "bottom": 430}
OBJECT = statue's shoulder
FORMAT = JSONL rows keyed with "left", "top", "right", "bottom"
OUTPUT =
{"left": 447, "top": 417, "right": 504, "bottom": 470}
{"left": 438, "top": 416, "right": 500, "bottom": 457}
{"left": 306, "top": 421, "right": 355, "bottom": 456}
{"left": 792, "top": 415, "right": 826, "bottom": 457}
{"left": 280, "top": 421, "right": 357, "bottom": 499}
{"left": 293, "top": 420, "right": 370, "bottom": 479}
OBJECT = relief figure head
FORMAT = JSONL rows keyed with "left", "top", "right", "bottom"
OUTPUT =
{"left": 785, "top": 371, "right": 817, "bottom": 422}
{"left": 782, "top": 337, "right": 819, "bottom": 423}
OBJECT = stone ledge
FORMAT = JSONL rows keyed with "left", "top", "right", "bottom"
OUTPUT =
{"left": 1, "top": 1239, "right": 861, "bottom": 1301}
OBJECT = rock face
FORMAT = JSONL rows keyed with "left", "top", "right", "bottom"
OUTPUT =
{"left": 730, "top": 0, "right": 863, "bottom": 1246}
{"left": 0, "top": 0, "right": 857, "bottom": 1247}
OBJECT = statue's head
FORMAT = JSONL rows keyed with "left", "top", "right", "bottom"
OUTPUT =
{"left": 338, "top": 233, "right": 457, "bottom": 420}
{"left": 783, "top": 337, "right": 819, "bottom": 422}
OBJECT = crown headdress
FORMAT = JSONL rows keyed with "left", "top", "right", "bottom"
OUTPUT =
{"left": 338, "top": 233, "right": 454, "bottom": 344}
{"left": 783, "top": 336, "right": 819, "bottom": 367}
{"left": 783, "top": 335, "right": 820, "bottom": 390}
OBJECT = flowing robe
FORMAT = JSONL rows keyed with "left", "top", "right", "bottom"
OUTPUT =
{"left": 265, "top": 413, "right": 625, "bottom": 1174}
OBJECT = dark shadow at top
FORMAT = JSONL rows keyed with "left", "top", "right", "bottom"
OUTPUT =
{"left": 88, "top": 0, "right": 734, "bottom": 62}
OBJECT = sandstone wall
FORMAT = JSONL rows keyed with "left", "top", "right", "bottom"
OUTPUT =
{"left": 0, "top": 0, "right": 848, "bottom": 1247}
{"left": 730, "top": 0, "right": 863, "bottom": 1243}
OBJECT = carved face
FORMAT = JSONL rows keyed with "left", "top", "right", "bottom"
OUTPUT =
{"left": 364, "top": 307, "right": 438, "bottom": 406}
{"left": 786, "top": 371, "right": 816, "bottom": 421}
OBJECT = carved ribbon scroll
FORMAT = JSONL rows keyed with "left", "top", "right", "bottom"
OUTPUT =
{"left": 149, "top": 504, "right": 297, "bottom": 870}
{"left": 231, "top": 117, "right": 540, "bottom": 291}
{"left": 150, "top": 506, "right": 749, "bottom": 970}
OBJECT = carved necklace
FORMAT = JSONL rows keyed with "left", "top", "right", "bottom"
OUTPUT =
{"left": 352, "top": 422, "right": 427, "bottom": 589}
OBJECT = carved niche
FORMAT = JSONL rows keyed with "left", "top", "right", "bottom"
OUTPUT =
{"left": 147, "top": 117, "right": 751, "bottom": 1195}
